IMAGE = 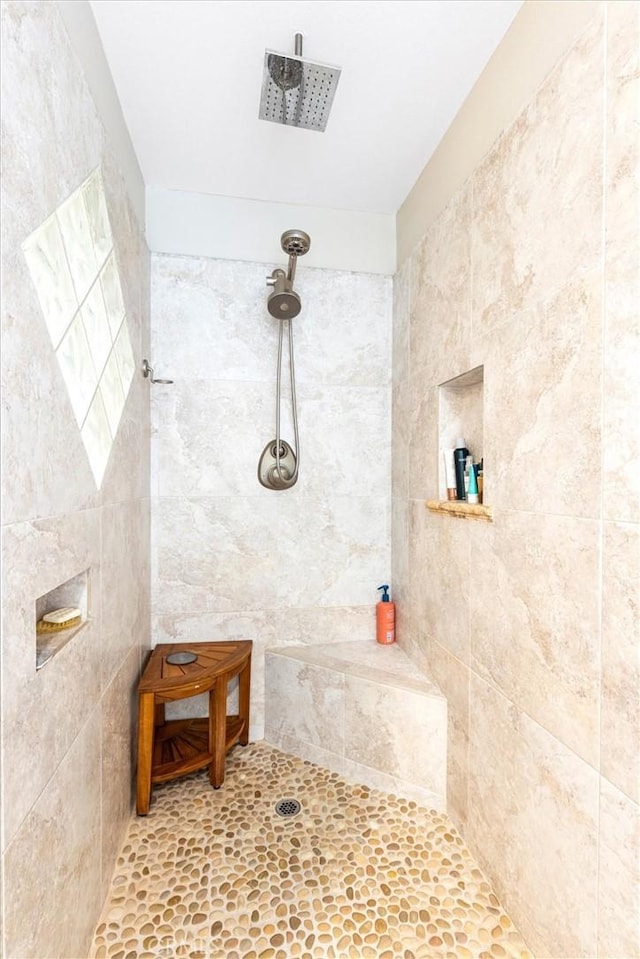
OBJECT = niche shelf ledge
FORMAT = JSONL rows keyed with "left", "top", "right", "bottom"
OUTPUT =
{"left": 425, "top": 500, "right": 493, "bottom": 522}
{"left": 35, "top": 569, "right": 90, "bottom": 670}
{"left": 36, "top": 620, "right": 89, "bottom": 671}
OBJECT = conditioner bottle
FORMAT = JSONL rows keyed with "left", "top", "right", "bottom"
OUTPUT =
{"left": 376, "top": 585, "right": 396, "bottom": 645}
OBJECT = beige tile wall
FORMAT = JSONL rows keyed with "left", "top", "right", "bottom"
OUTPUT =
{"left": 392, "top": 3, "right": 639, "bottom": 956}
{"left": 1, "top": 3, "right": 150, "bottom": 957}
{"left": 264, "top": 641, "right": 447, "bottom": 807}
{"left": 150, "top": 255, "right": 392, "bottom": 739}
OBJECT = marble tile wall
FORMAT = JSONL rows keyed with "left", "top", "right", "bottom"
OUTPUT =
{"left": 391, "top": 4, "right": 640, "bottom": 956}
{"left": 1, "top": 3, "right": 150, "bottom": 957}
{"left": 150, "top": 254, "right": 392, "bottom": 738}
{"left": 265, "top": 641, "right": 447, "bottom": 808}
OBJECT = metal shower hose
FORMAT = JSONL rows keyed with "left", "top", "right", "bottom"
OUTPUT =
{"left": 274, "top": 318, "right": 299, "bottom": 485}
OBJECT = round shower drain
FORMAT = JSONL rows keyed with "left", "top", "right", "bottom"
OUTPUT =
{"left": 275, "top": 798, "right": 301, "bottom": 818}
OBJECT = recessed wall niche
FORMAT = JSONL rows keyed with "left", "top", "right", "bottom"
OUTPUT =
{"left": 438, "top": 365, "right": 484, "bottom": 502}
{"left": 35, "top": 570, "right": 90, "bottom": 670}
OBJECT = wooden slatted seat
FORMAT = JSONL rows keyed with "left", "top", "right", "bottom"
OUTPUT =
{"left": 136, "top": 640, "right": 252, "bottom": 815}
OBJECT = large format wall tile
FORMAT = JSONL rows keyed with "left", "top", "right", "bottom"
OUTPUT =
{"left": 1, "top": 2, "right": 150, "bottom": 527}
{"left": 597, "top": 777, "right": 640, "bottom": 958}
{"left": 0, "top": 270, "right": 100, "bottom": 525}
{"left": 3, "top": 712, "right": 102, "bottom": 959}
{"left": 265, "top": 643, "right": 447, "bottom": 808}
{"left": 410, "top": 184, "right": 472, "bottom": 387}
{"left": 390, "top": 496, "right": 408, "bottom": 610}
{"left": 407, "top": 383, "right": 439, "bottom": 500}
{"left": 100, "top": 365, "right": 151, "bottom": 508}
{"left": 426, "top": 639, "right": 469, "bottom": 830}
{"left": 157, "top": 605, "right": 363, "bottom": 660}
{"left": 100, "top": 498, "right": 149, "bottom": 691}
{"left": 483, "top": 271, "right": 602, "bottom": 518}
{"left": 2, "top": 3, "right": 151, "bottom": 952}
{"left": 1, "top": 510, "right": 101, "bottom": 848}
{"left": 409, "top": 504, "right": 471, "bottom": 663}
{"left": 471, "top": 12, "right": 604, "bottom": 335}
{"left": 403, "top": 501, "right": 432, "bottom": 654}
{"left": 152, "top": 380, "right": 278, "bottom": 497}
{"left": 470, "top": 509, "right": 600, "bottom": 765}
{"left": 600, "top": 520, "right": 640, "bottom": 802}
{"left": 151, "top": 255, "right": 392, "bottom": 389}
{"left": 392, "top": 263, "right": 410, "bottom": 499}
{"left": 291, "top": 267, "right": 392, "bottom": 387}
{"left": 392, "top": 259, "right": 410, "bottom": 387}
{"left": 468, "top": 675, "right": 599, "bottom": 959}
{"left": 265, "top": 654, "right": 345, "bottom": 752}
{"left": 391, "top": 379, "right": 410, "bottom": 500}
{"left": 391, "top": 4, "right": 638, "bottom": 955}
{"left": 150, "top": 254, "right": 392, "bottom": 701}
{"left": 153, "top": 493, "right": 388, "bottom": 615}
{"left": 100, "top": 647, "right": 139, "bottom": 895}
{"left": 296, "top": 385, "right": 390, "bottom": 498}
{"left": 603, "top": 0, "right": 640, "bottom": 523}
{"left": 144, "top": 380, "right": 391, "bottom": 500}
{"left": 345, "top": 675, "right": 446, "bottom": 796}
{"left": 405, "top": 188, "right": 472, "bottom": 504}
{"left": 152, "top": 605, "right": 374, "bottom": 738}
{"left": 151, "top": 256, "right": 277, "bottom": 383}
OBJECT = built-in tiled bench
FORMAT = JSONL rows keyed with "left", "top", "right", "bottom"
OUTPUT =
{"left": 265, "top": 641, "right": 447, "bottom": 809}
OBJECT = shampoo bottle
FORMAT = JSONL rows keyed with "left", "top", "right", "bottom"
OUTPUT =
{"left": 376, "top": 585, "right": 396, "bottom": 645}
{"left": 453, "top": 439, "right": 469, "bottom": 500}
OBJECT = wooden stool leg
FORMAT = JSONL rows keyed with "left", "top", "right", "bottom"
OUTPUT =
{"left": 136, "top": 692, "right": 156, "bottom": 815}
{"left": 239, "top": 657, "right": 251, "bottom": 746}
{"left": 209, "top": 679, "right": 228, "bottom": 788}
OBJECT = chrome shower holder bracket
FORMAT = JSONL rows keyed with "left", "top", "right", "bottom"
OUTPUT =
{"left": 258, "top": 439, "right": 297, "bottom": 490}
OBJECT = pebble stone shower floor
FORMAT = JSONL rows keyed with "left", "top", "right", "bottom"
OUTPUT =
{"left": 90, "top": 742, "right": 534, "bottom": 959}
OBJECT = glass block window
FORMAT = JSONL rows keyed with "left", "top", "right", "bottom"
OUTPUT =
{"left": 22, "top": 169, "right": 135, "bottom": 487}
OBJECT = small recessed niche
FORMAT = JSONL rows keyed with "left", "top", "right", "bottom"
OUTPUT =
{"left": 35, "top": 570, "right": 90, "bottom": 670}
{"left": 438, "top": 365, "right": 484, "bottom": 501}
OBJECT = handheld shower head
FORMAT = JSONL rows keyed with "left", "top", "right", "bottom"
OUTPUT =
{"left": 281, "top": 229, "right": 311, "bottom": 257}
{"left": 266, "top": 270, "right": 301, "bottom": 318}
{"left": 266, "top": 230, "right": 310, "bottom": 317}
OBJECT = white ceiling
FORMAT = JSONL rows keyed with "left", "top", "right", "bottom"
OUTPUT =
{"left": 90, "top": 0, "right": 522, "bottom": 215}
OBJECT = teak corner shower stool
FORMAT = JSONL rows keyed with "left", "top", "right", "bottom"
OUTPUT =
{"left": 136, "top": 640, "right": 252, "bottom": 815}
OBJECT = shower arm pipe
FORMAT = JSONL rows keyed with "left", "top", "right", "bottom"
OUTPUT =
{"left": 286, "top": 253, "right": 297, "bottom": 285}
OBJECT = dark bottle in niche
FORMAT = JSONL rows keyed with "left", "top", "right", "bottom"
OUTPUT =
{"left": 453, "top": 439, "right": 469, "bottom": 500}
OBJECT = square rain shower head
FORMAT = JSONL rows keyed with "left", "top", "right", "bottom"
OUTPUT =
{"left": 259, "top": 50, "right": 341, "bottom": 132}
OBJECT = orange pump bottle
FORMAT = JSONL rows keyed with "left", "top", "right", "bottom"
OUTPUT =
{"left": 376, "top": 584, "right": 396, "bottom": 645}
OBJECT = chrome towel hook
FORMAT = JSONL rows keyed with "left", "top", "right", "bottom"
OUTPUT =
{"left": 142, "top": 359, "right": 173, "bottom": 385}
